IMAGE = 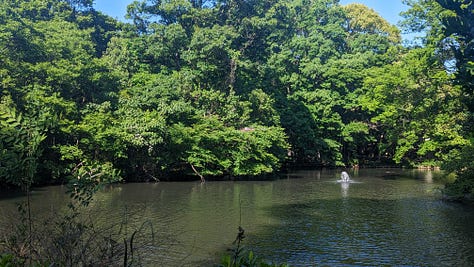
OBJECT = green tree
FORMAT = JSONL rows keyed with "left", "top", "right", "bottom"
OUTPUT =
{"left": 360, "top": 47, "right": 468, "bottom": 166}
{"left": 0, "top": 0, "right": 122, "bottom": 187}
{"left": 0, "top": 96, "right": 45, "bottom": 187}
{"left": 401, "top": 0, "right": 473, "bottom": 198}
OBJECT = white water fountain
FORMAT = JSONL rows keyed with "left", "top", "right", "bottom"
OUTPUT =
{"left": 339, "top": 171, "right": 351, "bottom": 183}
{"left": 338, "top": 171, "right": 351, "bottom": 198}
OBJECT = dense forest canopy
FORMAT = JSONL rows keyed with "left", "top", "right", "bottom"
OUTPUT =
{"left": 0, "top": 0, "right": 472, "bottom": 196}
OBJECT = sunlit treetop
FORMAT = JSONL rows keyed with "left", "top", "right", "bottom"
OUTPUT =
{"left": 342, "top": 3, "right": 401, "bottom": 44}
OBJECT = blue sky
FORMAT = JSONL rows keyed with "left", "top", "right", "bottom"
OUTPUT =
{"left": 93, "top": 0, "right": 416, "bottom": 41}
{"left": 94, "top": 0, "right": 131, "bottom": 21}
{"left": 339, "top": 0, "right": 409, "bottom": 25}
{"left": 94, "top": 0, "right": 409, "bottom": 25}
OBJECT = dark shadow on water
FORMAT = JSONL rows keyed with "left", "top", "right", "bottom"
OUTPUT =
{"left": 0, "top": 186, "right": 57, "bottom": 201}
{"left": 246, "top": 197, "right": 474, "bottom": 267}
{"left": 381, "top": 174, "right": 400, "bottom": 180}
{"left": 0, "top": 188, "right": 24, "bottom": 200}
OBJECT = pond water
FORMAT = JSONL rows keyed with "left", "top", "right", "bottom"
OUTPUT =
{"left": 1, "top": 168, "right": 474, "bottom": 266}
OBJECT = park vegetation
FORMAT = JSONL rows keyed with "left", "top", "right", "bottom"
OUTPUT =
{"left": 0, "top": 0, "right": 473, "bottom": 265}
{"left": 0, "top": 0, "right": 472, "bottom": 198}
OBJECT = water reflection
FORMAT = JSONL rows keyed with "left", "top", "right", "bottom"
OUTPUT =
{"left": 341, "top": 181, "right": 350, "bottom": 198}
{"left": 0, "top": 169, "right": 473, "bottom": 266}
{"left": 338, "top": 171, "right": 353, "bottom": 198}
{"left": 424, "top": 171, "right": 433, "bottom": 183}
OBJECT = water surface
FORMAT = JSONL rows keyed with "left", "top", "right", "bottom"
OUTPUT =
{"left": 1, "top": 169, "right": 473, "bottom": 266}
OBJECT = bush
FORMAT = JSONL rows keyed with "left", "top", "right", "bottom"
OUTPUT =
{"left": 218, "top": 226, "right": 289, "bottom": 267}
{"left": 442, "top": 142, "right": 474, "bottom": 201}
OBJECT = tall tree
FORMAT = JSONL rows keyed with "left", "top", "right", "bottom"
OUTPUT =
{"left": 401, "top": 0, "right": 473, "bottom": 198}
{"left": 360, "top": 47, "right": 468, "bottom": 166}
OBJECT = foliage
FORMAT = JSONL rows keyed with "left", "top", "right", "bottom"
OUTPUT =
{"left": 1, "top": 201, "right": 159, "bottom": 266}
{"left": 181, "top": 118, "right": 288, "bottom": 177}
{"left": 67, "top": 160, "right": 122, "bottom": 206}
{"left": 0, "top": 254, "right": 16, "bottom": 267}
{"left": 442, "top": 141, "right": 474, "bottom": 199}
{"left": 343, "top": 3, "right": 401, "bottom": 44}
{"left": 0, "top": 96, "right": 45, "bottom": 188}
{"left": 1, "top": 0, "right": 472, "bottom": 187}
{"left": 219, "top": 251, "right": 290, "bottom": 267}
{"left": 401, "top": 0, "right": 473, "bottom": 198}
{"left": 2, "top": 0, "right": 474, "bottom": 265}
{"left": 359, "top": 47, "right": 468, "bottom": 166}
{"left": 218, "top": 226, "right": 289, "bottom": 267}
{"left": 433, "top": 0, "right": 474, "bottom": 199}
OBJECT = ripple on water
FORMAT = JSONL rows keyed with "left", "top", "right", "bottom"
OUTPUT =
{"left": 1, "top": 169, "right": 474, "bottom": 266}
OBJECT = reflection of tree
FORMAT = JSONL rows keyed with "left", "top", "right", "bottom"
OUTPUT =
{"left": 2, "top": 170, "right": 469, "bottom": 265}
